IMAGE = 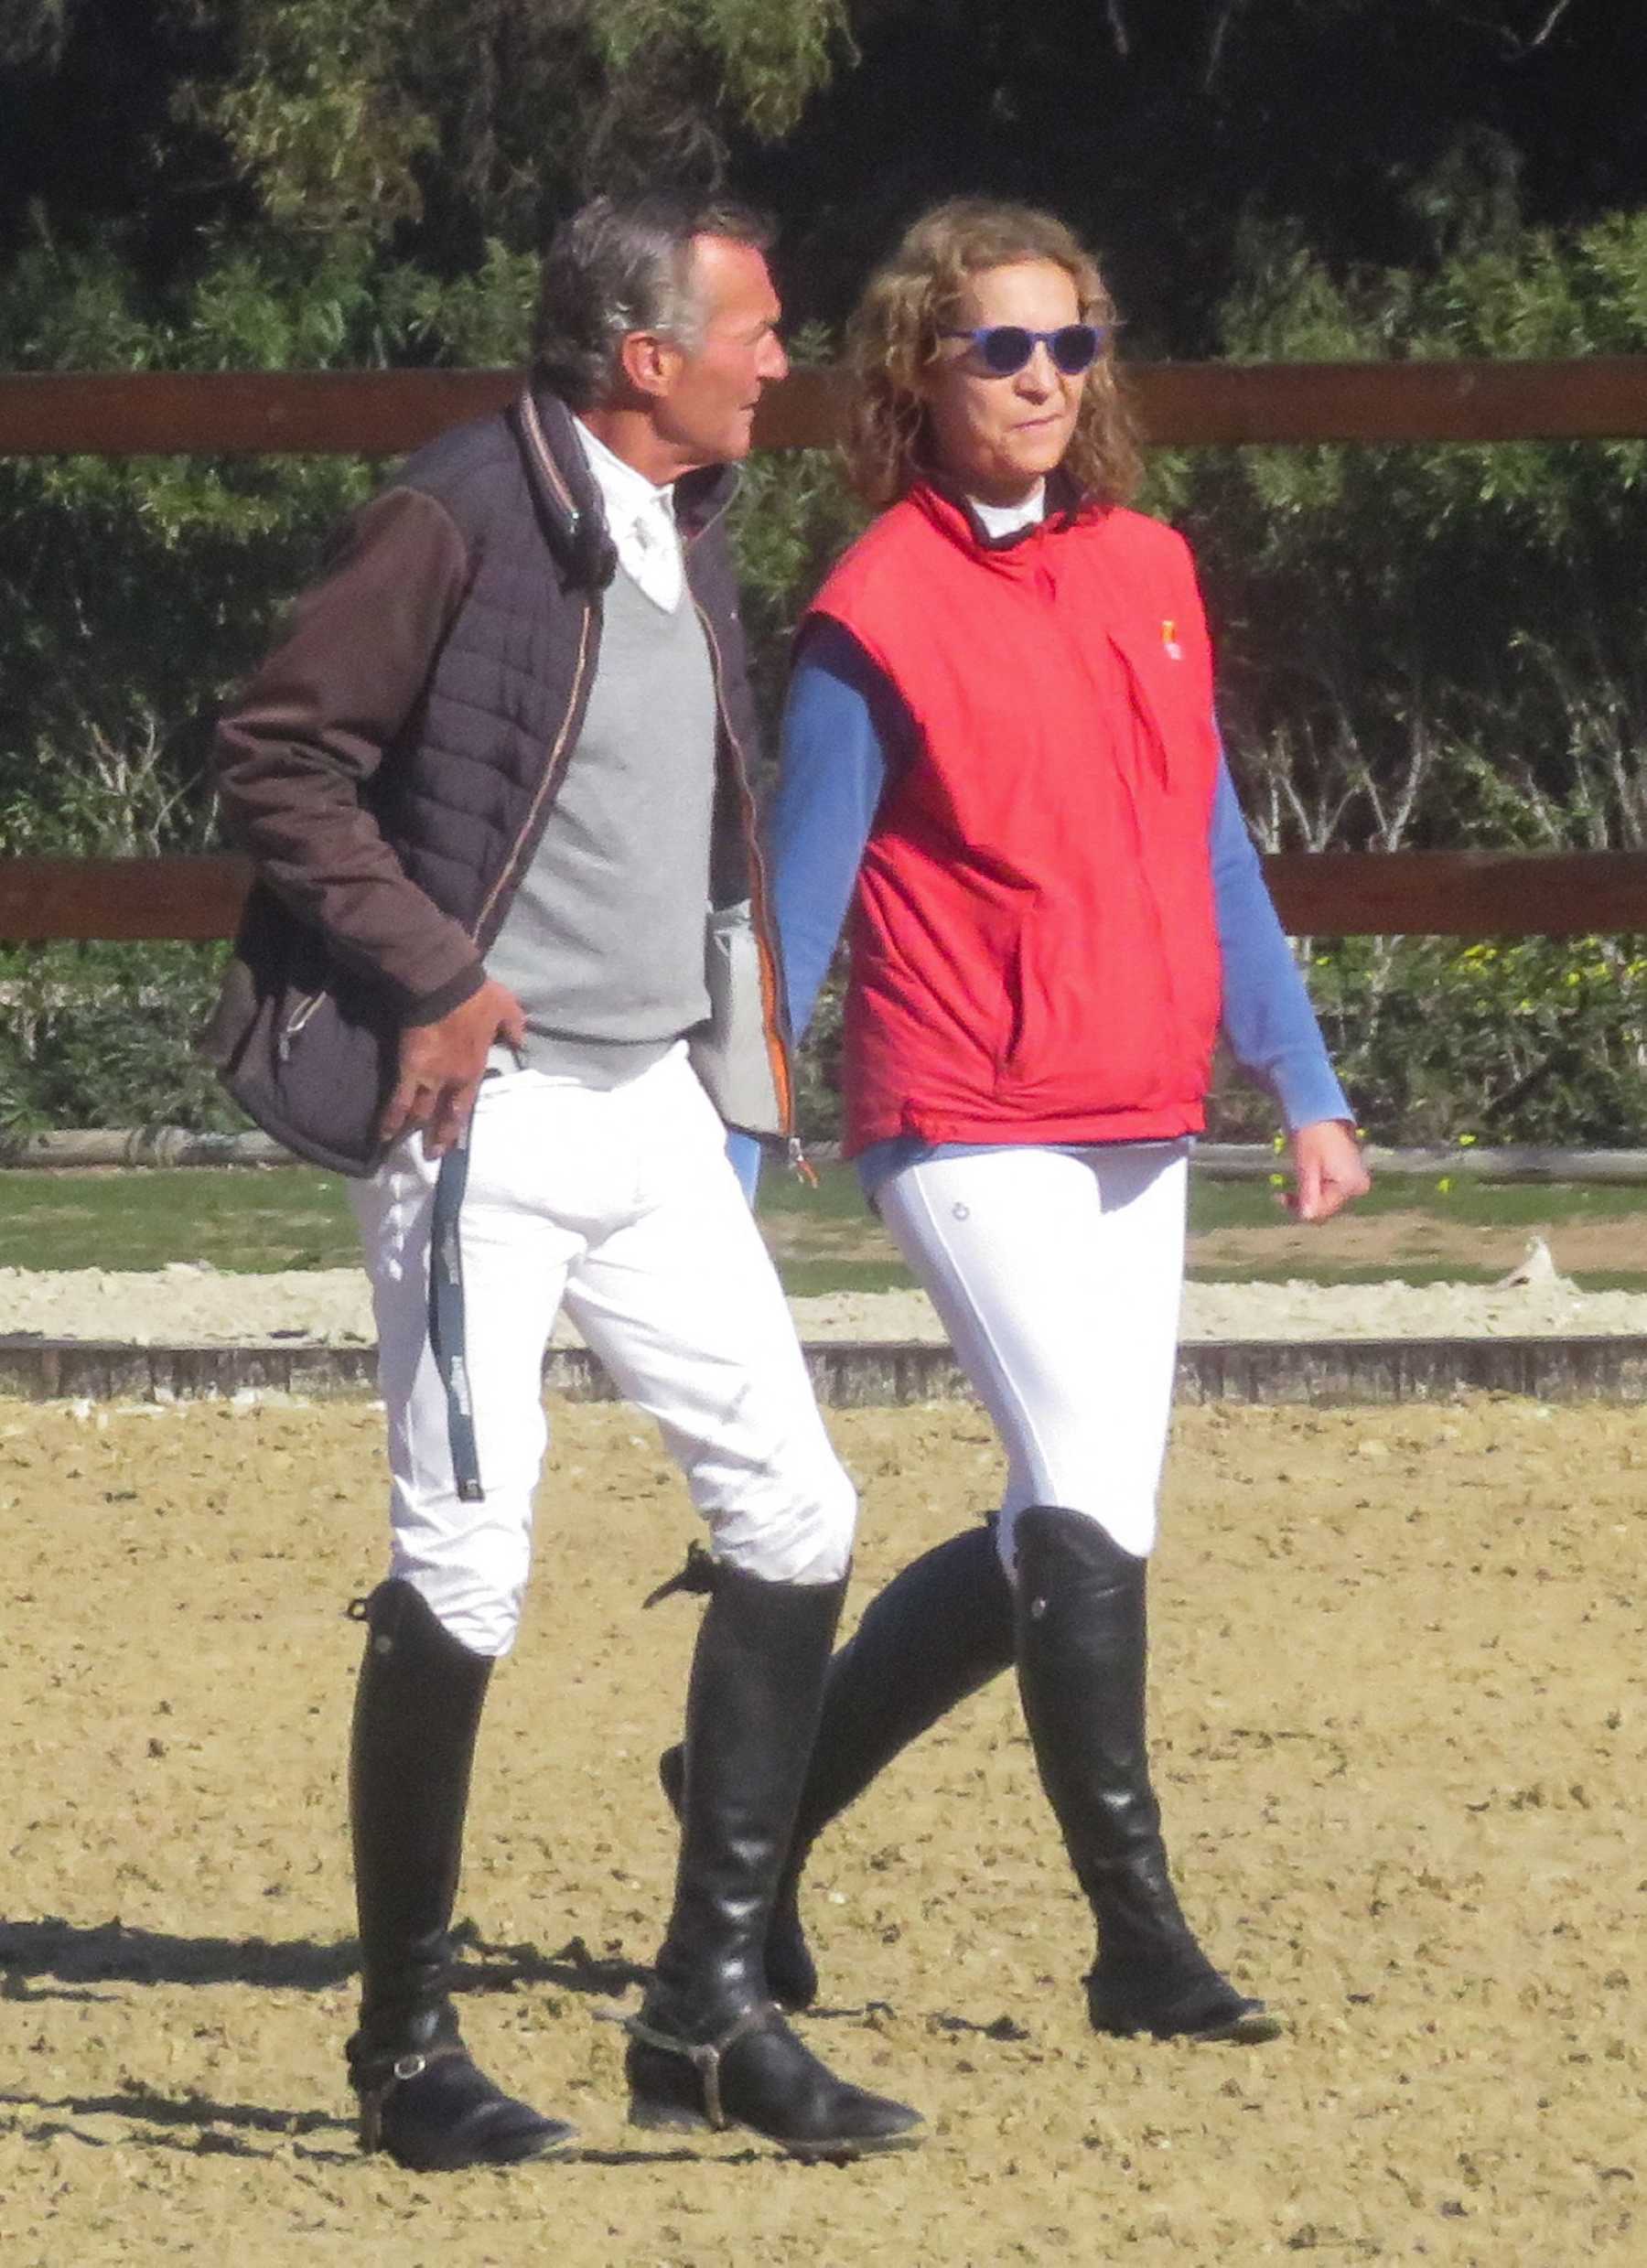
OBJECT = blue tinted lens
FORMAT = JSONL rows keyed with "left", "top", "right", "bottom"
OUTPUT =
{"left": 1049, "top": 325, "right": 1102, "bottom": 374}
{"left": 977, "top": 327, "right": 1035, "bottom": 373}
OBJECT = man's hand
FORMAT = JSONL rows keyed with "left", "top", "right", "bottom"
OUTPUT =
{"left": 379, "top": 978, "right": 527, "bottom": 1157}
{"left": 1283, "top": 1118, "right": 1371, "bottom": 1223}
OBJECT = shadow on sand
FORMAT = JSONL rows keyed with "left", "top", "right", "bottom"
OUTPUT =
{"left": 0, "top": 1917, "right": 651, "bottom": 1999}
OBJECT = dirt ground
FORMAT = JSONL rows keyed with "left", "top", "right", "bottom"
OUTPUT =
{"left": 1, "top": 1393, "right": 1641, "bottom": 2266}
{"left": 1186, "top": 1208, "right": 1647, "bottom": 1278}
{"left": 759, "top": 1197, "right": 1647, "bottom": 1285}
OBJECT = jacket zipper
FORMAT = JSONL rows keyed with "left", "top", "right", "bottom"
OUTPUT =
{"left": 277, "top": 990, "right": 325, "bottom": 1060}
{"left": 471, "top": 597, "right": 597, "bottom": 944}
{"left": 471, "top": 385, "right": 602, "bottom": 945}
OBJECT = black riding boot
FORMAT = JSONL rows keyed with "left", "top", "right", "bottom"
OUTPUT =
{"left": 627, "top": 1562, "right": 924, "bottom": 2157}
{"left": 660, "top": 1521, "right": 1013, "bottom": 2008}
{"left": 347, "top": 1580, "right": 576, "bottom": 2169}
{"left": 1013, "top": 1508, "right": 1280, "bottom": 2044}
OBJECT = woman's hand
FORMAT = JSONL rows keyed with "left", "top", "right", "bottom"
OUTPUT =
{"left": 1283, "top": 1119, "right": 1371, "bottom": 1223}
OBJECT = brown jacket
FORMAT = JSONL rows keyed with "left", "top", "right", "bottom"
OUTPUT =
{"left": 203, "top": 382, "right": 793, "bottom": 1174}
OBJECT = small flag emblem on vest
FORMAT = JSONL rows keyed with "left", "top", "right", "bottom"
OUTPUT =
{"left": 1161, "top": 618, "right": 1182, "bottom": 660}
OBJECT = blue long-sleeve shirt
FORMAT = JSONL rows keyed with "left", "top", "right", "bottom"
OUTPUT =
{"left": 733, "top": 617, "right": 1349, "bottom": 1198}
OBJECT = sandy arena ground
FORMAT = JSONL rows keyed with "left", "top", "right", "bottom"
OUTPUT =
{"left": 1, "top": 1392, "right": 1641, "bottom": 2265}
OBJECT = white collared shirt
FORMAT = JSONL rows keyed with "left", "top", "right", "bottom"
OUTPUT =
{"left": 574, "top": 416, "right": 684, "bottom": 614}
{"left": 971, "top": 479, "right": 1047, "bottom": 540}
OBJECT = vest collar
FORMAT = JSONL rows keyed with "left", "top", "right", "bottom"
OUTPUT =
{"left": 510, "top": 382, "right": 613, "bottom": 588}
{"left": 909, "top": 469, "right": 1100, "bottom": 574}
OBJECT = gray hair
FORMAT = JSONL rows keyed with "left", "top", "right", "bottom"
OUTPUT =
{"left": 533, "top": 191, "right": 774, "bottom": 409}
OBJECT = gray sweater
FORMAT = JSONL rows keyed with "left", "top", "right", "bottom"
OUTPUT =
{"left": 484, "top": 566, "right": 717, "bottom": 1084}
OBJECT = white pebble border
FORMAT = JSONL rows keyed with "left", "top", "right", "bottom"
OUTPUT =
{"left": 5, "top": 1263, "right": 1647, "bottom": 1346}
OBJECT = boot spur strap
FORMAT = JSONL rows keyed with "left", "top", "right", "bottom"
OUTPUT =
{"left": 641, "top": 1542, "right": 716, "bottom": 1610}
{"left": 621, "top": 2004, "right": 777, "bottom": 2131}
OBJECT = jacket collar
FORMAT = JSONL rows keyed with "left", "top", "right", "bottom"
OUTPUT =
{"left": 511, "top": 380, "right": 738, "bottom": 589}
{"left": 675, "top": 459, "right": 740, "bottom": 543}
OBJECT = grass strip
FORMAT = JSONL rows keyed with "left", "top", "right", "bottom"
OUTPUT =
{"left": 1, "top": 1161, "right": 1644, "bottom": 1290}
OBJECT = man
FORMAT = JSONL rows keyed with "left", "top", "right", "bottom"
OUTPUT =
{"left": 205, "top": 193, "right": 921, "bottom": 2171}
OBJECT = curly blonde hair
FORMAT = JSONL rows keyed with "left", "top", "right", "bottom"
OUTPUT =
{"left": 843, "top": 198, "right": 1140, "bottom": 511}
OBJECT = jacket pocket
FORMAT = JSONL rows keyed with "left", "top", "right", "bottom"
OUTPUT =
{"left": 996, "top": 897, "right": 1179, "bottom": 1113}
{"left": 198, "top": 885, "right": 398, "bottom": 1177}
{"left": 1107, "top": 620, "right": 1215, "bottom": 794}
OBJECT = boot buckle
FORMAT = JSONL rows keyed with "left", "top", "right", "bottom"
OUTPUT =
{"left": 353, "top": 2044, "right": 453, "bottom": 2155}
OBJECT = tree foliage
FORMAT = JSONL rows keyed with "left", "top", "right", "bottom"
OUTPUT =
{"left": 0, "top": 2, "right": 81, "bottom": 69}
{"left": 1157, "top": 200, "right": 1647, "bottom": 863}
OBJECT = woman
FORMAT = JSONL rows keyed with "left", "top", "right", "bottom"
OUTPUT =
{"left": 667, "top": 199, "right": 1369, "bottom": 2043}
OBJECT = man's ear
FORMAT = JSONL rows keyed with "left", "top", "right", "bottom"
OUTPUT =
{"left": 618, "top": 329, "right": 682, "bottom": 402}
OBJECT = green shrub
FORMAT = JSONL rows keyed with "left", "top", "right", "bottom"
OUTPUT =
{"left": 0, "top": 941, "right": 239, "bottom": 1136}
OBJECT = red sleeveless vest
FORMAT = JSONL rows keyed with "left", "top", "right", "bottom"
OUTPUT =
{"left": 807, "top": 485, "right": 1223, "bottom": 1155}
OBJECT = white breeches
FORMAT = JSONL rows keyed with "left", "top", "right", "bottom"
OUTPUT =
{"left": 877, "top": 1143, "right": 1189, "bottom": 1568}
{"left": 350, "top": 1047, "right": 856, "bottom": 1656}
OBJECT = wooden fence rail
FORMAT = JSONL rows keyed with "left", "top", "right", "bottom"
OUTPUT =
{"left": 3, "top": 356, "right": 1647, "bottom": 457}
{"left": 2, "top": 849, "right": 1644, "bottom": 942}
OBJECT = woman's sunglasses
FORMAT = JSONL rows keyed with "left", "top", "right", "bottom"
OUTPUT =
{"left": 937, "top": 323, "right": 1106, "bottom": 377}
